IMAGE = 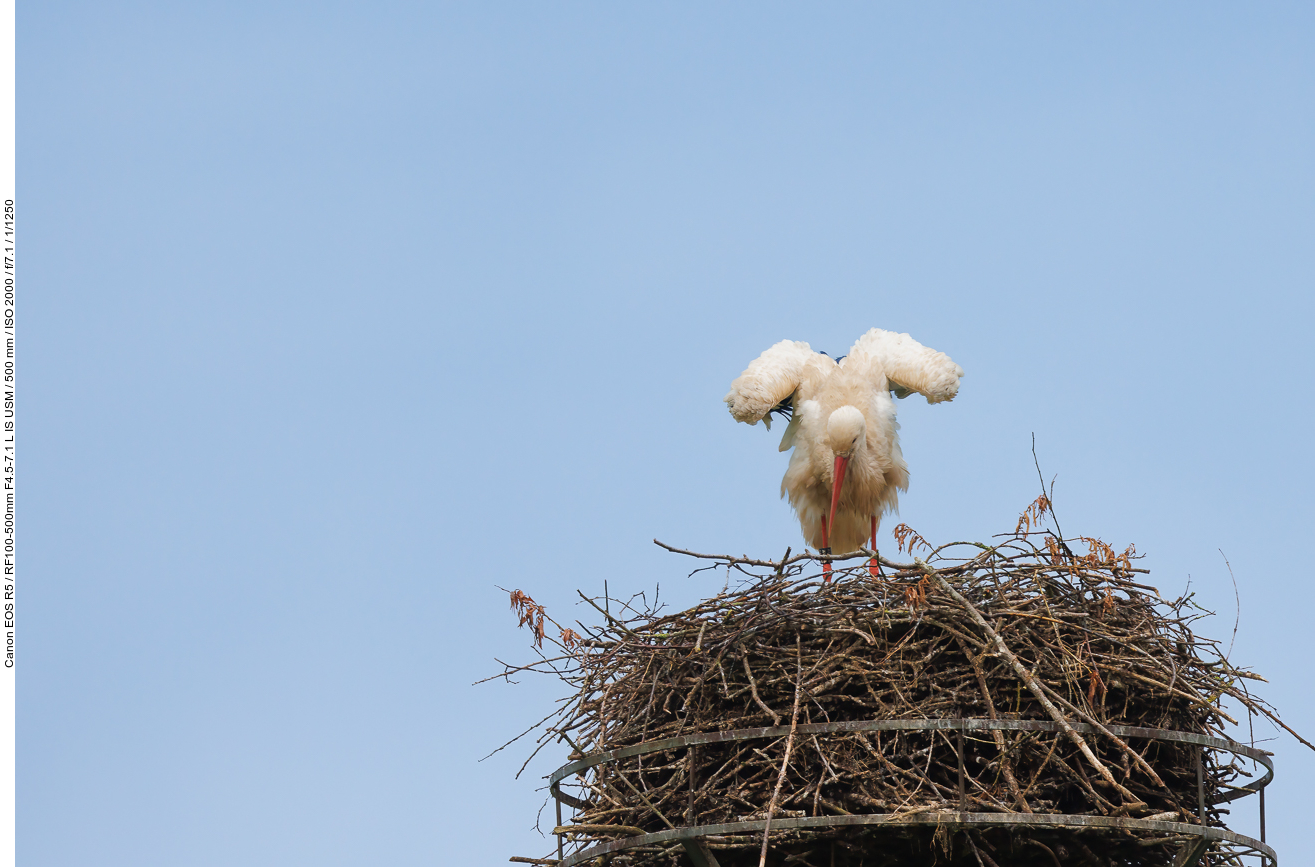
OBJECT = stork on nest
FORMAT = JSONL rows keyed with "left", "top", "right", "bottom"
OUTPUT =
{"left": 725, "top": 329, "right": 963, "bottom": 577}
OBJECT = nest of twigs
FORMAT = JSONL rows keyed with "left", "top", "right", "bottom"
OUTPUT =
{"left": 496, "top": 512, "right": 1300, "bottom": 867}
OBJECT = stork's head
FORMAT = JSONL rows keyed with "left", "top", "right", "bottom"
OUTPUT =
{"left": 824, "top": 406, "right": 866, "bottom": 458}
{"left": 823, "top": 406, "right": 866, "bottom": 544}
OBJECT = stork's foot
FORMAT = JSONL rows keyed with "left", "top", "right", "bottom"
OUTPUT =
{"left": 821, "top": 517, "right": 833, "bottom": 582}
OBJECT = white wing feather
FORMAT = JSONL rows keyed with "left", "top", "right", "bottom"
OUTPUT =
{"left": 777, "top": 408, "right": 802, "bottom": 452}
{"left": 844, "top": 329, "right": 964, "bottom": 404}
{"left": 724, "top": 340, "right": 818, "bottom": 425}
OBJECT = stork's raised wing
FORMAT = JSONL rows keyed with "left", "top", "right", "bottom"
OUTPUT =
{"left": 844, "top": 328, "right": 964, "bottom": 404}
{"left": 724, "top": 340, "right": 828, "bottom": 426}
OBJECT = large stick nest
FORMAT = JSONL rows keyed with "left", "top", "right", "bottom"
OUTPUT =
{"left": 497, "top": 520, "right": 1297, "bottom": 867}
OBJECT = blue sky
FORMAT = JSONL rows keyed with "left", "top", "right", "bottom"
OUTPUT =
{"left": 21, "top": 3, "right": 1315, "bottom": 864}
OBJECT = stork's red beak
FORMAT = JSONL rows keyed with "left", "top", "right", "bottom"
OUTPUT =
{"left": 828, "top": 454, "right": 849, "bottom": 546}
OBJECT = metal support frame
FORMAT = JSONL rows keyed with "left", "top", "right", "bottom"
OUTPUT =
{"left": 956, "top": 724, "right": 966, "bottom": 811}
{"left": 555, "top": 796, "right": 563, "bottom": 862}
{"left": 547, "top": 717, "right": 1277, "bottom": 867}
{"left": 1173, "top": 748, "right": 1212, "bottom": 867}
{"left": 679, "top": 839, "right": 721, "bottom": 867}
{"left": 1261, "top": 786, "right": 1269, "bottom": 867}
{"left": 1172, "top": 836, "right": 1211, "bottom": 867}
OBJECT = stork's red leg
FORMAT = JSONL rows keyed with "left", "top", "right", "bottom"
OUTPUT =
{"left": 869, "top": 516, "right": 882, "bottom": 578}
{"left": 820, "top": 515, "right": 832, "bottom": 581}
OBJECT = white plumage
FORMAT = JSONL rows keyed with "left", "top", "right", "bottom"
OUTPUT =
{"left": 725, "top": 328, "right": 964, "bottom": 556}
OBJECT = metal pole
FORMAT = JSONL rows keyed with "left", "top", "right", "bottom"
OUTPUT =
{"left": 555, "top": 786, "right": 563, "bottom": 861}
{"left": 1260, "top": 786, "right": 1266, "bottom": 843}
{"left": 688, "top": 746, "right": 697, "bottom": 826}
{"left": 957, "top": 728, "right": 966, "bottom": 811}
{"left": 1196, "top": 748, "right": 1206, "bottom": 827}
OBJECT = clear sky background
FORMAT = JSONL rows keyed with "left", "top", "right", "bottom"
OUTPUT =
{"left": 22, "top": 3, "right": 1315, "bottom": 864}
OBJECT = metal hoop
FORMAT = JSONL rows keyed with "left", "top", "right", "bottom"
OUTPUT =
{"left": 549, "top": 717, "right": 1276, "bottom": 866}
{"left": 554, "top": 811, "right": 1274, "bottom": 867}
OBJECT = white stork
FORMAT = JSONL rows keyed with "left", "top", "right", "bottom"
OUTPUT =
{"left": 725, "top": 329, "right": 963, "bottom": 574}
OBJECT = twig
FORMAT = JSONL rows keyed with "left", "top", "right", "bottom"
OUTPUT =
{"left": 1219, "top": 549, "right": 1240, "bottom": 662}
{"left": 1031, "top": 433, "right": 1072, "bottom": 556}
{"left": 742, "top": 653, "right": 782, "bottom": 726}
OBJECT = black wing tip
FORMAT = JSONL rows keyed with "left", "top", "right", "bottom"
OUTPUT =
{"left": 768, "top": 393, "right": 795, "bottom": 421}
